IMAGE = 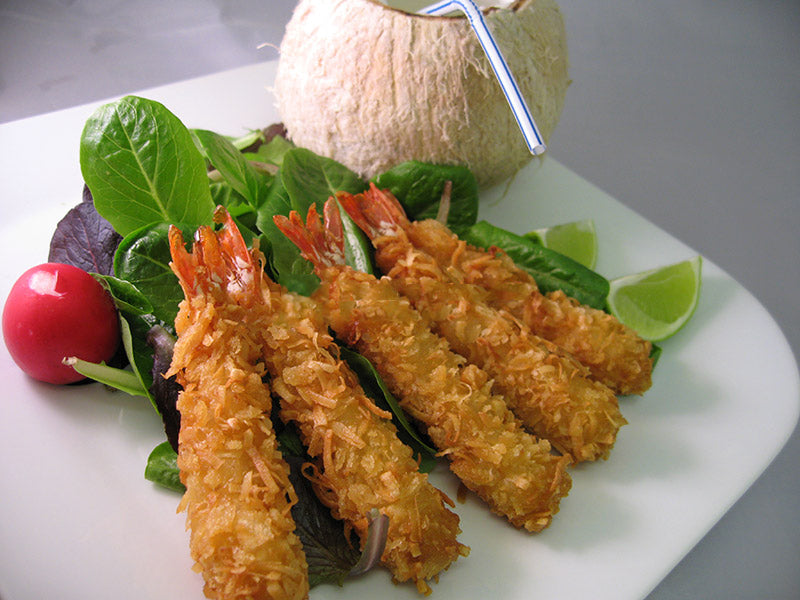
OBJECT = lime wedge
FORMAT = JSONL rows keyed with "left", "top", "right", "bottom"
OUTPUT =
{"left": 526, "top": 219, "right": 598, "bottom": 269}
{"left": 607, "top": 256, "right": 703, "bottom": 341}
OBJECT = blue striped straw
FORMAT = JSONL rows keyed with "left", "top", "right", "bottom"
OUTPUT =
{"left": 419, "top": 0, "right": 546, "bottom": 155}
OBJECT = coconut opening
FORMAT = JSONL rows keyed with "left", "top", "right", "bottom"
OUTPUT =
{"left": 376, "top": 0, "right": 520, "bottom": 17}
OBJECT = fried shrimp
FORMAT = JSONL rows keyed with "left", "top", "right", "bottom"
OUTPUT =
{"left": 167, "top": 224, "right": 309, "bottom": 600}
{"left": 275, "top": 201, "right": 572, "bottom": 533}
{"left": 339, "top": 189, "right": 627, "bottom": 463}
{"left": 202, "top": 209, "right": 467, "bottom": 594}
{"left": 384, "top": 192, "right": 652, "bottom": 395}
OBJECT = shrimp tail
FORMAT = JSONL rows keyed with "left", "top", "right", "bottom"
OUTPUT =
{"left": 169, "top": 224, "right": 197, "bottom": 295}
{"left": 337, "top": 183, "right": 410, "bottom": 240}
{"left": 170, "top": 207, "right": 262, "bottom": 306}
{"left": 168, "top": 222, "right": 229, "bottom": 297}
{"left": 212, "top": 206, "right": 263, "bottom": 304}
{"left": 274, "top": 202, "right": 346, "bottom": 271}
{"left": 214, "top": 206, "right": 257, "bottom": 272}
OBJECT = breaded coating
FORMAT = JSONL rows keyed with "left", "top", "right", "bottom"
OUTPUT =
{"left": 207, "top": 210, "right": 467, "bottom": 594}
{"left": 403, "top": 217, "right": 652, "bottom": 395}
{"left": 167, "top": 226, "right": 309, "bottom": 600}
{"left": 275, "top": 201, "right": 572, "bottom": 532}
{"left": 339, "top": 189, "right": 626, "bottom": 463}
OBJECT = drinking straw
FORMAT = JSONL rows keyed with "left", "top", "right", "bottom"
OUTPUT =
{"left": 419, "top": 0, "right": 546, "bottom": 155}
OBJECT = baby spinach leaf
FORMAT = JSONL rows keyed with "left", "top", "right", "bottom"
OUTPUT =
{"left": 89, "top": 274, "right": 176, "bottom": 429}
{"left": 257, "top": 174, "right": 320, "bottom": 295}
{"left": 63, "top": 317, "right": 159, "bottom": 419}
{"left": 461, "top": 220, "right": 610, "bottom": 310}
{"left": 80, "top": 95, "right": 214, "bottom": 236}
{"left": 94, "top": 274, "right": 154, "bottom": 316}
{"left": 144, "top": 441, "right": 185, "bottom": 492}
{"left": 338, "top": 200, "right": 375, "bottom": 276}
{"left": 372, "top": 161, "right": 479, "bottom": 233}
{"left": 281, "top": 147, "right": 367, "bottom": 210}
{"left": 256, "top": 148, "right": 373, "bottom": 295}
{"left": 192, "top": 128, "right": 271, "bottom": 208}
{"left": 113, "top": 222, "right": 185, "bottom": 327}
{"left": 209, "top": 181, "right": 244, "bottom": 210}
{"left": 281, "top": 148, "right": 372, "bottom": 275}
{"left": 244, "top": 134, "right": 294, "bottom": 166}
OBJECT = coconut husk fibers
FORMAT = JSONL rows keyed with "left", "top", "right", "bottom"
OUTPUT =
{"left": 274, "top": 0, "right": 569, "bottom": 188}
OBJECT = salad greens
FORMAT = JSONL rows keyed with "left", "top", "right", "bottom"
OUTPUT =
{"left": 461, "top": 220, "right": 610, "bottom": 310}
{"left": 144, "top": 441, "right": 184, "bottom": 492}
{"left": 255, "top": 147, "right": 375, "bottom": 295}
{"left": 48, "top": 187, "right": 122, "bottom": 276}
{"left": 372, "top": 160, "right": 479, "bottom": 233}
{"left": 113, "top": 223, "right": 186, "bottom": 327}
{"left": 61, "top": 93, "right": 640, "bottom": 588}
{"left": 192, "top": 128, "right": 272, "bottom": 209}
{"left": 80, "top": 96, "right": 215, "bottom": 236}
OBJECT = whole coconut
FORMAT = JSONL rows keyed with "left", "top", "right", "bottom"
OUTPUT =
{"left": 274, "top": 0, "right": 569, "bottom": 188}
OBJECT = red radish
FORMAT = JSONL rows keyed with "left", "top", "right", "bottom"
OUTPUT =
{"left": 2, "top": 263, "right": 120, "bottom": 384}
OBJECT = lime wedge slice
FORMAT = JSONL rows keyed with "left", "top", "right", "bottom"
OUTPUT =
{"left": 526, "top": 219, "right": 598, "bottom": 269}
{"left": 607, "top": 256, "right": 703, "bottom": 341}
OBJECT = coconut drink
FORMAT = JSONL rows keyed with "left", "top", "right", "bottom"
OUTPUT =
{"left": 274, "top": 0, "right": 569, "bottom": 188}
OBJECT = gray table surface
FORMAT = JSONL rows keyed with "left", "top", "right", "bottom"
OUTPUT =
{"left": 2, "top": 1, "right": 798, "bottom": 598}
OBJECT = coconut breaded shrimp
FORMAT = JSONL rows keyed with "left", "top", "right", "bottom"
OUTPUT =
{"left": 167, "top": 224, "right": 309, "bottom": 600}
{"left": 354, "top": 184, "right": 652, "bottom": 395}
{"left": 339, "top": 190, "right": 626, "bottom": 463}
{"left": 401, "top": 216, "right": 652, "bottom": 396}
{"left": 266, "top": 295, "right": 467, "bottom": 594}
{"left": 275, "top": 201, "right": 572, "bottom": 533}
{"left": 209, "top": 209, "right": 467, "bottom": 594}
